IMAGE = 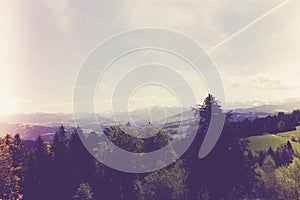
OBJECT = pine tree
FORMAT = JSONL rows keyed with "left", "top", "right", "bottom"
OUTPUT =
{"left": 193, "top": 94, "right": 223, "bottom": 134}
{"left": 256, "top": 155, "right": 277, "bottom": 199}
{"left": 69, "top": 127, "right": 96, "bottom": 191}
{"left": 23, "top": 135, "right": 52, "bottom": 200}
{"left": 0, "top": 137, "right": 22, "bottom": 200}
{"left": 287, "top": 157, "right": 300, "bottom": 199}
{"left": 52, "top": 125, "right": 73, "bottom": 200}
{"left": 12, "top": 134, "right": 26, "bottom": 183}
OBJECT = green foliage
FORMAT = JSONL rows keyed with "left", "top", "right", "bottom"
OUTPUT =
{"left": 133, "top": 160, "right": 188, "bottom": 200}
{"left": 97, "top": 124, "right": 171, "bottom": 155}
{"left": 247, "top": 133, "right": 300, "bottom": 154}
{"left": 73, "top": 183, "right": 93, "bottom": 200}
{"left": 23, "top": 135, "right": 52, "bottom": 200}
{"left": 256, "top": 157, "right": 300, "bottom": 199}
{"left": 193, "top": 94, "right": 223, "bottom": 133}
{"left": 0, "top": 136, "right": 23, "bottom": 200}
{"left": 255, "top": 155, "right": 278, "bottom": 199}
{"left": 0, "top": 97, "right": 298, "bottom": 199}
{"left": 277, "top": 126, "right": 300, "bottom": 139}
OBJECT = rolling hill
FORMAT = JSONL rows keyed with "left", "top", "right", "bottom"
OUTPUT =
{"left": 247, "top": 126, "right": 300, "bottom": 153}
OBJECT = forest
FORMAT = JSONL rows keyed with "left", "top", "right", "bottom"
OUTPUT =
{"left": 1, "top": 94, "right": 300, "bottom": 200}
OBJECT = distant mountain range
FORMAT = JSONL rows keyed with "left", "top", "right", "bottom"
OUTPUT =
{"left": 110, "top": 106, "right": 191, "bottom": 123}
{"left": 228, "top": 101, "right": 300, "bottom": 122}
{"left": 0, "top": 101, "right": 299, "bottom": 141}
{"left": 232, "top": 101, "right": 300, "bottom": 113}
{"left": 0, "top": 112, "right": 111, "bottom": 125}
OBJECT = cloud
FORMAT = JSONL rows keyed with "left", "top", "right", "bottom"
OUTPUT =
{"left": 48, "top": 102, "right": 73, "bottom": 113}
{"left": 18, "top": 99, "right": 31, "bottom": 105}
{"left": 229, "top": 76, "right": 243, "bottom": 88}
{"left": 43, "top": 0, "right": 77, "bottom": 32}
{"left": 121, "top": 0, "right": 229, "bottom": 48}
{"left": 207, "top": 0, "right": 291, "bottom": 53}
{"left": 251, "top": 73, "right": 290, "bottom": 90}
{"left": 2, "top": 0, "right": 300, "bottom": 113}
{"left": 225, "top": 100, "right": 269, "bottom": 109}
{"left": 228, "top": 73, "right": 291, "bottom": 90}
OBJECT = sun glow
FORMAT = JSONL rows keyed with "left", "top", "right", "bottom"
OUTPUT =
{"left": 0, "top": 59, "right": 17, "bottom": 114}
{"left": 0, "top": 1, "right": 38, "bottom": 114}
{"left": 0, "top": 3, "right": 18, "bottom": 115}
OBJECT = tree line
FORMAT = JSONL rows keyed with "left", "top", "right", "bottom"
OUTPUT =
{"left": 0, "top": 94, "right": 299, "bottom": 199}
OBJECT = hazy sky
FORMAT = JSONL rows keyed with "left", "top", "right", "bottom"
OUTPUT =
{"left": 1, "top": 0, "right": 300, "bottom": 114}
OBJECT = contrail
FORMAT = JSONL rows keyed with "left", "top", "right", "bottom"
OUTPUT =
{"left": 207, "top": 0, "right": 291, "bottom": 53}
{"left": 213, "top": 27, "right": 295, "bottom": 65}
{"left": 177, "top": 0, "right": 291, "bottom": 72}
{"left": 141, "top": 0, "right": 232, "bottom": 57}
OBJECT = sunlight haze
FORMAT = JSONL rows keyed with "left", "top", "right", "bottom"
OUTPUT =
{"left": 1, "top": 0, "right": 300, "bottom": 114}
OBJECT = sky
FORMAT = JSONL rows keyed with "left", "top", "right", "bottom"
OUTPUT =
{"left": 0, "top": 0, "right": 300, "bottom": 114}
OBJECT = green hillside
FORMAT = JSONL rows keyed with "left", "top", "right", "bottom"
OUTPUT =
{"left": 247, "top": 126, "right": 300, "bottom": 153}
{"left": 276, "top": 126, "right": 300, "bottom": 138}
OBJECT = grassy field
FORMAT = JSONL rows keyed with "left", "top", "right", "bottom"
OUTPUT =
{"left": 276, "top": 126, "right": 300, "bottom": 138}
{"left": 247, "top": 126, "right": 300, "bottom": 153}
